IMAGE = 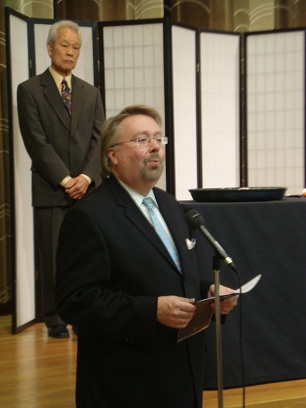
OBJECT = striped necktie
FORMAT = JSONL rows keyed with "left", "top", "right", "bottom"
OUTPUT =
{"left": 61, "top": 79, "right": 72, "bottom": 114}
{"left": 143, "top": 197, "right": 181, "bottom": 272}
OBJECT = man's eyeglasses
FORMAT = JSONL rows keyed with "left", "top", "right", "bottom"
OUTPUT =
{"left": 110, "top": 136, "right": 168, "bottom": 148}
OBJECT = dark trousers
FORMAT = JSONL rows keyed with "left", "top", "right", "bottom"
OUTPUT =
{"left": 35, "top": 206, "right": 72, "bottom": 327}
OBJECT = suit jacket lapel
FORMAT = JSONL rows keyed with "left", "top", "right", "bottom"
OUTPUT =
{"left": 107, "top": 177, "right": 182, "bottom": 274}
{"left": 40, "top": 69, "right": 71, "bottom": 130}
{"left": 154, "top": 188, "right": 190, "bottom": 274}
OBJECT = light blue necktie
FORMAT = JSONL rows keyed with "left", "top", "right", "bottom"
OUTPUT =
{"left": 143, "top": 197, "right": 181, "bottom": 272}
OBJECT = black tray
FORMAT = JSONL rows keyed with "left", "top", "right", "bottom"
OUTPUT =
{"left": 189, "top": 187, "right": 287, "bottom": 202}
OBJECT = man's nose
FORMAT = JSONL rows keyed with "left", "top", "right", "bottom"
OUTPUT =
{"left": 66, "top": 46, "right": 74, "bottom": 55}
{"left": 148, "top": 138, "right": 160, "bottom": 151}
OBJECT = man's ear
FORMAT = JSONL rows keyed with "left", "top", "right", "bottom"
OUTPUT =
{"left": 107, "top": 148, "right": 118, "bottom": 165}
{"left": 47, "top": 42, "right": 52, "bottom": 57}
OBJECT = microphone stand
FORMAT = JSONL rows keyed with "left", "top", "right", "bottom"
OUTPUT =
{"left": 213, "top": 253, "right": 224, "bottom": 408}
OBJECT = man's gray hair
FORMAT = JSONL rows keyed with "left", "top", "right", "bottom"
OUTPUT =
{"left": 46, "top": 20, "right": 81, "bottom": 46}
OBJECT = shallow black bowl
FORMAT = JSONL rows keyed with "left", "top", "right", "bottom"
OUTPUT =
{"left": 189, "top": 187, "right": 287, "bottom": 202}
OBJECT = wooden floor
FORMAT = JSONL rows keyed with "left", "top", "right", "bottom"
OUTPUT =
{"left": 1, "top": 314, "right": 305, "bottom": 407}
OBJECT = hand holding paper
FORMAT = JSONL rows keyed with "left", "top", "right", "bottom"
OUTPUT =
{"left": 177, "top": 274, "right": 261, "bottom": 342}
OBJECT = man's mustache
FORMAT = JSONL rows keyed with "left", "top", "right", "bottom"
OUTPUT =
{"left": 144, "top": 153, "right": 162, "bottom": 164}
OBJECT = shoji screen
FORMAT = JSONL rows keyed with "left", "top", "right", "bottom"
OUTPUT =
{"left": 101, "top": 21, "right": 200, "bottom": 197}
{"left": 101, "top": 22, "right": 166, "bottom": 189}
{"left": 246, "top": 30, "right": 305, "bottom": 194}
{"left": 7, "top": 13, "right": 35, "bottom": 331}
{"left": 200, "top": 32, "right": 240, "bottom": 187}
{"left": 171, "top": 25, "right": 197, "bottom": 200}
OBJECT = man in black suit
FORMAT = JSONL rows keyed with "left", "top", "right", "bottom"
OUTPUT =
{"left": 17, "top": 20, "right": 104, "bottom": 338}
{"left": 56, "top": 105, "right": 237, "bottom": 407}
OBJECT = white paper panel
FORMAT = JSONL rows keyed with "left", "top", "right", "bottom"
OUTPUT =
{"left": 103, "top": 23, "right": 166, "bottom": 190}
{"left": 172, "top": 25, "right": 197, "bottom": 200}
{"left": 247, "top": 31, "right": 305, "bottom": 194}
{"left": 200, "top": 32, "right": 240, "bottom": 187}
{"left": 34, "top": 23, "right": 51, "bottom": 75}
{"left": 10, "top": 15, "right": 35, "bottom": 328}
{"left": 34, "top": 24, "right": 94, "bottom": 83}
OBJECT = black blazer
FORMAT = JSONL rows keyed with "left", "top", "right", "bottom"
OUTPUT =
{"left": 56, "top": 176, "right": 211, "bottom": 408}
{"left": 17, "top": 69, "right": 104, "bottom": 207}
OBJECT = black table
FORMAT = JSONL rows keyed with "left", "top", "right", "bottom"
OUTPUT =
{"left": 180, "top": 198, "right": 306, "bottom": 389}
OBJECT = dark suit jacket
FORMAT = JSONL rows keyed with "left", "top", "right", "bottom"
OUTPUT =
{"left": 17, "top": 69, "right": 104, "bottom": 207}
{"left": 56, "top": 176, "right": 212, "bottom": 408}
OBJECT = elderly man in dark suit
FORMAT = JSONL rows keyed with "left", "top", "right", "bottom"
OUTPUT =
{"left": 56, "top": 105, "right": 238, "bottom": 407}
{"left": 17, "top": 20, "right": 104, "bottom": 338}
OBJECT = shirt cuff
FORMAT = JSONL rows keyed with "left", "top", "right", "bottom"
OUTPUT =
{"left": 81, "top": 174, "right": 92, "bottom": 185}
{"left": 60, "top": 175, "right": 72, "bottom": 186}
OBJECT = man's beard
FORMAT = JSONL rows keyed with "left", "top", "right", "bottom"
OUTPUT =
{"left": 141, "top": 154, "right": 164, "bottom": 182}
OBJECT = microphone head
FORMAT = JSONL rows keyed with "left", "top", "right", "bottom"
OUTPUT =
{"left": 184, "top": 209, "right": 205, "bottom": 230}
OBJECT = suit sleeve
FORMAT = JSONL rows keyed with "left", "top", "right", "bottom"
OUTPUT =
{"left": 56, "top": 207, "right": 158, "bottom": 340}
{"left": 77, "top": 88, "right": 104, "bottom": 186}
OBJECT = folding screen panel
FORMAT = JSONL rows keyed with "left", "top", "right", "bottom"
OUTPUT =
{"left": 199, "top": 32, "right": 241, "bottom": 188}
{"left": 246, "top": 30, "right": 305, "bottom": 194}
{"left": 100, "top": 21, "right": 167, "bottom": 190}
{"left": 6, "top": 8, "right": 96, "bottom": 332}
{"left": 171, "top": 25, "right": 198, "bottom": 200}
{"left": 7, "top": 12, "right": 35, "bottom": 331}
{"left": 100, "top": 21, "right": 201, "bottom": 198}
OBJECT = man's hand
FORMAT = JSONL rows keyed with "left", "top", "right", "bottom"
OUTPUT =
{"left": 64, "top": 175, "right": 89, "bottom": 200}
{"left": 157, "top": 296, "right": 196, "bottom": 329}
{"left": 208, "top": 284, "right": 239, "bottom": 315}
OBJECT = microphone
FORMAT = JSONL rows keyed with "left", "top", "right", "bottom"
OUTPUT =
{"left": 185, "top": 209, "right": 238, "bottom": 272}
